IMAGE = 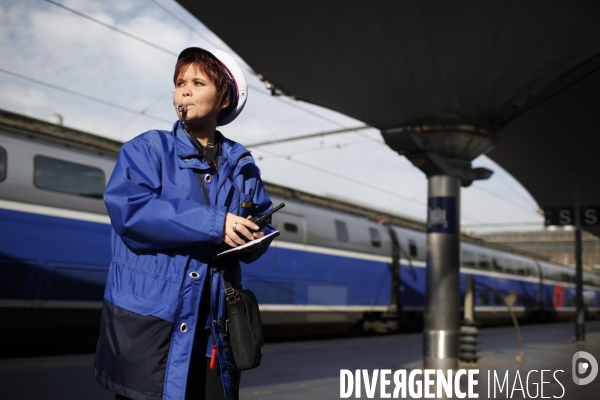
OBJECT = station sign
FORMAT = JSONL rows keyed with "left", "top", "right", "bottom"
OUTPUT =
{"left": 543, "top": 206, "right": 600, "bottom": 226}
{"left": 427, "top": 197, "right": 457, "bottom": 233}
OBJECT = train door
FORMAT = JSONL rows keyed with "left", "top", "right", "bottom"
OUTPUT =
{"left": 273, "top": 213, "right": 306, "bottom": 272}
{"left": 532, "top": 260, "right": 544, "bottom": 314}
{"left": 243, "top": 212, "right": 305, "bottom": 306}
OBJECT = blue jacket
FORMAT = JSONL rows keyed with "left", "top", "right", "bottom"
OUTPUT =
{"left": 94, "top": 121, "right": 274, "bottom": 400}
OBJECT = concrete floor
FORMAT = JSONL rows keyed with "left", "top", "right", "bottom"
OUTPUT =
{"left": 1, "top": 321, "right": 598, "bottom": 399}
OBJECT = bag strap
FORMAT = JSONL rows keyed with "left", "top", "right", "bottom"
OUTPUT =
{"left": 193, "top": 170, "right": 234, "bottom": 291}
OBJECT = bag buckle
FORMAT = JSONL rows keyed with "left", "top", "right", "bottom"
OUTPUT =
{"left": 225, "top": 287, "right": 237, "bottom": 304}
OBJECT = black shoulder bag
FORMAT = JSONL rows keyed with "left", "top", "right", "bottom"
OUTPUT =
{"left": 194, "top": 170, "right": 264, "bottom": 370}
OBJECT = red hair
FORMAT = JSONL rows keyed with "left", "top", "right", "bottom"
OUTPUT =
{"left": 173, "top": 49, "right": 233, "bottom": 122}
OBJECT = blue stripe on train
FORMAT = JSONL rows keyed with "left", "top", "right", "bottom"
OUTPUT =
{"left": 243, "top": 246, "right": 393, "bottom": 306}
{"left": 1, "top": 207, "right": 598, "bottom": 309}
{"left": 0, "top": 208, "right": 111, "bottom": 301}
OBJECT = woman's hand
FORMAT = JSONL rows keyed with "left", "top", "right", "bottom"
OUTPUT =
{"left": 223, "top": 213, "right": 264, "bottom": 247}
{"left": 246, "top": 216, "right": 265, "bottom": 239}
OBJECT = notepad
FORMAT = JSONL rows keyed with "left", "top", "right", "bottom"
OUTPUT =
{"left": 214, "top": 230, "right": 280, "bottom": 259}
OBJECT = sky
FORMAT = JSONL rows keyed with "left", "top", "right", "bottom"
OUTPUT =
{"left": 0, "top": 0, "right": 546, "bottom": 234}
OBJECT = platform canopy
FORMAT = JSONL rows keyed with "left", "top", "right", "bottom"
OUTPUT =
{"left": 177, "top": 0, "right": 600, "bottom": 235}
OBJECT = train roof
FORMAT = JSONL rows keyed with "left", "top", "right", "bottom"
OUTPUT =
{"left": 0, "top": 109, "right": 122, "bottom": 158}
{"left": 264, "top": 180, "right": 550, "bottom": 261}
{"left": 0, "top": 108, "right": 549, "bottom": 261}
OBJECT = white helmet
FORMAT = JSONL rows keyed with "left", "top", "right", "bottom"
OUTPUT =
{"left": 177, "top": 47, "right": 248, "bottom": 125}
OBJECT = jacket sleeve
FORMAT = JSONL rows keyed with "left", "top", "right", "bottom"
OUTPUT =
{"left": 238, "top": 172, "right": 276, "bottom": 264}
{"left": 104, "top": 138, "right": 226, "bottom": 250}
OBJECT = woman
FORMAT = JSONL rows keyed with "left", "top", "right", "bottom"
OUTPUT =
{"left": 94, "top": 47, "right": 275, "bottom": 400}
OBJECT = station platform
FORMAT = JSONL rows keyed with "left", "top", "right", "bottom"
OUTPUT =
{"left": 0, "top": 320, "right": 598, "bottom": 399}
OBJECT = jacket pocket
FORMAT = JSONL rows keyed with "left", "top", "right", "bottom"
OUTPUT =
{"left": 106, "top": 260, "right": 183, "bottom": 321}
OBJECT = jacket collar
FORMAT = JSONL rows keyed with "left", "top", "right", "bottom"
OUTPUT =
{"left": 172, "top": 120, "right": 251, "bottom": 166}
{"left": 173, "top": 120, "right": 200, "bottom": 158}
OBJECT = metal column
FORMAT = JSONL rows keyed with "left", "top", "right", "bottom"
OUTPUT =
{"left": 381, "top": 121, "right": 494, "bottom": 371}
{"left": 575, "top": 187, "right": 585, "bottom": 342}
{"left": 423, "top": 174, "right": 461, "bottom": 370}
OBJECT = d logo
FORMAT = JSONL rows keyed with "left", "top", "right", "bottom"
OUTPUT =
{"left": 572, "top": 351, "right": 598, "bottom": 385}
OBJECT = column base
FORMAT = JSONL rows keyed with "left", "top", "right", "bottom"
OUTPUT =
{"left": 423, "top": 329, "right": 459, "bottom": 370}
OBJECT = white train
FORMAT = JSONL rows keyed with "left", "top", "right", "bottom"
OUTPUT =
{"left": 1, "top": 109, "right": 599, "bottom": 355}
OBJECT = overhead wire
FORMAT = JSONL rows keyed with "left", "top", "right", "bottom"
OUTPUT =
{"left": 44, "top": 1, "right": 371, "bottom": 133}
{"left": 45, "top": 0, "right": 178, "bottom": 56}
{"left": 46, "top": 0, "right": 384, "bottom": 144}
{"left": 274, "top": 95, "right": 351, "bottom": 128}
{"left": 256, "top": 146, "right": 492, "bottom": 224}
{"left": 142, "top": 4, "right": 543, "bottom": 216}
{"left": 462, "top": 221, "right": 542, "bottom": 228}
{"left": 148, "top": 0, "right": 222, "bottom": 49}
{"left": 144, "top": 0, "right": 385, "bottom": 145}
{"left": 278, "top": 138, "right": 375, "bottom": 159}
{"left": 484, "top": 167, "right": 540, "bottom": 211}
{"left": 246, "top": 87, "right": 385, "bottom": 144}
{"left": 117, "top": 92, "right": 172, "bottom": 135}
{"left": 41, "top": 1, "right": 540, "bottom": 219}
{"left": 470, "top": 185, "right": 539, "bottom": 214}
{"left": 246, "top": 125, "right": 371, "bottom": 148}
{"left": 0, "top": 67, "right": 172, "bottom": 124}
{"left": 255, "top": 146, "right": 426, "bottom": 208}
{"left": 274, "top": 96, "right": 384, "bottom": 144}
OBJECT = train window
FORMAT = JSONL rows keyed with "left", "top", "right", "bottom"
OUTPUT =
{"left": 561, "top": 273, "right": 574, "bottom": 284}
{"left": 284, "top": 223, "right": 298, "bottom": 233}
{"left": 514, "top": 260, "right": 529, "bottom": 276}
{"left": 503, "top": 259, "right": 516, "bottom": 274}
{"left": 0, "top": 146, "right": 6, "bottom": 182}
{"left": 478, "top": 291, "right": 490, "bottom": 305}
{"left": 526, "top": 262, "right": 538, "bottom": 276}
{"left": 334, "top": 220, "right": 349, "bottom": 242}
{"left": 478, "top": 254, "right": 491, "bottom": 270}
{"left": 514, "top": 266, "right": 523, "bottom": 276}
{"left": 369, "top": 228, "right": 381, "bottom": 247}
{"left": 494, "top": 292, "right": 505, "bottom": 306}
{"left": 543, "top": 269, "right": 559, "bottom": 282}
{"left": 34, "top": 156, "right": 105, "bottom": 198}
{"left": 461, "top": 250, "right": 476, "bottom": 268}
{"left": 408, "top": 239, "right": 418, "bottom": 257}
{"left": 493, "top": 257, "right": 516, "bottom": 274}
{"left": 492, "top": 257, "right": 504, "bottom": 272}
